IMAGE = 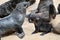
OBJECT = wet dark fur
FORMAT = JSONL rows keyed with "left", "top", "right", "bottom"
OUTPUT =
{"left": 0, "top": 0, "right": 21, "bottom": 18}
{"left": 33, "top": 0, "right": 53, "bottom": 20}
{"left": 25, "top": 0, "right": 36, "bottom": 5}
{"left": 0, "top": 2, "right": 29, "bottom": 39}
{"left": 27, "top": 0, "right": 53, "bottom": 35}
{"left": 27, "top": 13, "right": 52, "bottom": 35}
{"left": 58, "top": 4, "right": 60, "bottom": 14}
{"left": 0, "top": 0, "right": 36, "bottom": 18}
{"left": 49, "top": 4, "right": 56, "bottom": 19}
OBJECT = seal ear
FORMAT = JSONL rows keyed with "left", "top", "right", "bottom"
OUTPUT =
{"left": 58, "top": 4, "right": 60, "bottom": 14}
{"left": 49, "top": 4, "right": 56, "bottom": 19}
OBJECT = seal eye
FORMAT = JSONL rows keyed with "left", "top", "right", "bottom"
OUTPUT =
{"left": 24, "top": 4, "right": 27, "bottom": 8}
{"left": 24, "top": 4, "right": 26, "bottom": 7}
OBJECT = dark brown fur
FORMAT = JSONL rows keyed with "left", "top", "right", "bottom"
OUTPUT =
{"left": 27, "top": 0, "right": 53, "bottom": 35}
{"left": 0, "top": 0, "right": 36, "bottom": 18}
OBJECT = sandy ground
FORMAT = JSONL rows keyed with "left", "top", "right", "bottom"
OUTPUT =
{"left": 0, "top": 0, "right": 60, "bottom": 40}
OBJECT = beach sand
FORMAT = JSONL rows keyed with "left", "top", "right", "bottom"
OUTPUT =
{"left": 1, "top": 0, "right": 60, "bottom": 40}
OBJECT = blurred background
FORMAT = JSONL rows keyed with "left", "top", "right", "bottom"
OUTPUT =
{"left": 0, "top": 0, "right": 60, "bottom": 40}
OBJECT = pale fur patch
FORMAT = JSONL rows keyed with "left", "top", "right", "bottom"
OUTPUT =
{"left": 50, "top": 14, "right": 60, "bottom": 27}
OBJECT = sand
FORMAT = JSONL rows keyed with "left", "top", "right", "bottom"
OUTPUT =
{"left": 1, "top": 0, "right": 60, "bottom": 40}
